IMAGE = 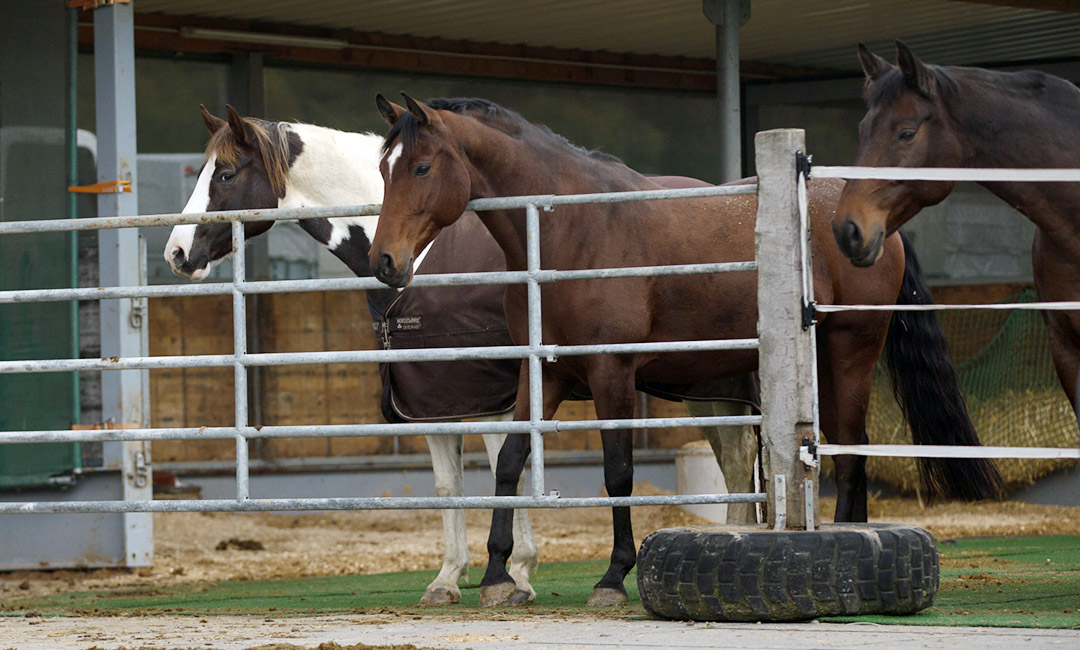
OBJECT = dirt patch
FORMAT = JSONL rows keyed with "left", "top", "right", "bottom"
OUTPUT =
{"left": 215, "top": 538, "right": 266, "bottom": 552}
{"left": 1, "top": 483, "right": 1077, "bottom": 600}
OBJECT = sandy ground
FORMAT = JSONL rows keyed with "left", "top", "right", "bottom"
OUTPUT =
{"left": 1, "top": 483, "right": 1078, "bottom": 601}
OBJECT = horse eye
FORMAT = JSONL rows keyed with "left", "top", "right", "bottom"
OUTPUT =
{"left": 413, "top": 164, "right": 431, "bottom": 177}
{"left": 898, "top": 129, "right": 917, "bottom": 143}
{"left": 218, "top": 171, "right": 235, "bottom": 182}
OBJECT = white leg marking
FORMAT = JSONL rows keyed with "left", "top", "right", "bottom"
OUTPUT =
{"left": 423, "top": 434, "right": 469, "bottom": 603}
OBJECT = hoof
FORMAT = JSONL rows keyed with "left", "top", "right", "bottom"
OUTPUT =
{"left": 418, "top": 586, "right": 460, "bottom": 606}
{"left": 586, "top": 586, "right": 628, "bottom": 607}
{"left": 507, "top": 588, "right": 535, "bottom": 606}
{"left": 478, "top": 581, "right": 517, "bottom": 608}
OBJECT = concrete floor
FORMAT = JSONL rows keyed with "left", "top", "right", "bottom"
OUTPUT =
{"left": 4, "top": 615, "right": 1079, "bottom": 650}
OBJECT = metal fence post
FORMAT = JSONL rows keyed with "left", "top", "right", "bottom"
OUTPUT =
{"left": 94, "top": 1, "right": 153, "bottom": 565}
{"left": 755, "top": 128, "right": 816, "bottom": 529}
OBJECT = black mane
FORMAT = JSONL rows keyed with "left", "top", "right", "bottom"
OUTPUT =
{"left": 382, "top": 96, "right": 623, "bottom": 164}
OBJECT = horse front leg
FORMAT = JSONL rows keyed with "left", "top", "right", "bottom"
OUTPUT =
{"left": 587, "top": 359, "right": 638, "bottom": 607}
{"left": 419, "top": 433, "right": 469, "bottom": 605}
{"left": 479, "top": 366, "right": 568, "bottom": 607}
{"left": 686, "top": 400, "right": 759, "bottom": 524}
{"left": 479, "top": 427, "right": 538, "bottom": 605}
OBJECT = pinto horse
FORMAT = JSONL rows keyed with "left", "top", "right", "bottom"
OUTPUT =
{"left": 835, "top": 41, "right": 1080, "bottom": 406}
{"left": 369, "top": 94, "right": 1003, "bottom": 607}
{"left": 163, "top": 106, "right": 760, "bottom": 605}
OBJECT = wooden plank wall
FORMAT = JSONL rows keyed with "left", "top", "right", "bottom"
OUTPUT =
{"left": 148, "top": 291, "right": 721, "bottom": 463}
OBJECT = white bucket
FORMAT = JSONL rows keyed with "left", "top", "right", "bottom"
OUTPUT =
{"left": 675, "top": 440, "right": 727, "bottom": 523}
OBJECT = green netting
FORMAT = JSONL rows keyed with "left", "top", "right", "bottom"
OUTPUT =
{"left": 858, "top": 289, "right": 1079, "bottom": 493}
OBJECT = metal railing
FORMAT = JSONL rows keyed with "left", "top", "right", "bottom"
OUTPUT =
{"left": 1, "top": 180, "right": 779, "bottom": 516}
{"left": 802, "top": 163, "right": 1080, "bottom": 466}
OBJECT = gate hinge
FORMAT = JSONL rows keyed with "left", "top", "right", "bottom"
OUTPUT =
{"left": 799, "top": 435, "right": 819, "bottom": 470}
{"left": 801, "top": 299, "right": 816, "bottom": 331}
{"left": 131, "top": 449, "right": 150, "bottom": 489}
{"left": 796, "top": 151, "right": 812, "bottom": 180}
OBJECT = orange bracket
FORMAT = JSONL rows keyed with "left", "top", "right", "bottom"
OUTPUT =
{"left": 69, "top": 180, "right": 132, "bottom": 194}
{"left": 67, "top": 0, "right": 130, "bottom": 10}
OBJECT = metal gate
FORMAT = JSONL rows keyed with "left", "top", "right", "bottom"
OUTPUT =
{"left": 0, "top": 130, "right": 817, "bottom": 533}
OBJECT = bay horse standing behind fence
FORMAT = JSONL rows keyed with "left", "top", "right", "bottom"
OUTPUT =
{"left": 163, "top": 106, "right": 760, "bottom": 605}
{"left": 369, "top": 94, "right": 1002, "bottom": 607}
{"left": 835, "top": 41, "right": 1080, "bottom": 407}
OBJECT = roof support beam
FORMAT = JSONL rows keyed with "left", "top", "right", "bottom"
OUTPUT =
{"left": 704, "top": 0, "right": 751, "bottom": 182}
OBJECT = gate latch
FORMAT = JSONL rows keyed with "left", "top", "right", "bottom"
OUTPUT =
{"left": 131, "top": 450, "right": 150, "bottom": 489}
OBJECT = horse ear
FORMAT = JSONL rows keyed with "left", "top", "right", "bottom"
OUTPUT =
{"left": 376, "top": 93, "right": 406, "bottom": 126}
{"left": 225, "top": 104, "right": 253, "bottom": 144}
{"left": 401, "top": 92, "right": 442, "bottom": 127}
{"left": 856, "top": 43, "right": 890, "bottom": 82}
{"left": 200, "top": 104, "right": 226, "bottom": 135}
{"left": 895, "top": 40, "right": 934, "bottom": 96}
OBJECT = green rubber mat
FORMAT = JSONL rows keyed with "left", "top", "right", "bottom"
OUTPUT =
{"left": 2, "top": 536, "right": 1077, "bottom": 628}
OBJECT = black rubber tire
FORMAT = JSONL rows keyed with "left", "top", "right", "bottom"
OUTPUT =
{"left": 637, "top": 523, "right": 939, "bottom": 622}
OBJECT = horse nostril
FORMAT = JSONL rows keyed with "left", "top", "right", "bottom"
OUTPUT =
{"left": 842, "top": 219, "right": 863, "bottom": 252}
{"left": 379, "top": 253, "right": 396, "bottom": 279}
{"left": 171, "top": 248, "right": 185, "bottom": 265}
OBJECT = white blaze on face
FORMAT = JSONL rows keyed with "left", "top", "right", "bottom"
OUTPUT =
{"left": 384, "top": 142, "right": 404, "bottom": 181}
{"left": 164, "top": 153, "right": 216, "bottom": 280}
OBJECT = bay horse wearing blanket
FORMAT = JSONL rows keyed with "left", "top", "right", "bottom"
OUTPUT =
{"left": 369, "top": 94, "right": 1003, "bottom": 607}
{"left": 162, "top": 106, "right": 760, "bottom": 605}
{"left": 835, "top": 41, "right": 1080, "bottom": 407}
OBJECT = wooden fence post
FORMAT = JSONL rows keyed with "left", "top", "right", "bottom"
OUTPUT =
{"left": 754, "top": 128, "right": 817, "bottom": 529}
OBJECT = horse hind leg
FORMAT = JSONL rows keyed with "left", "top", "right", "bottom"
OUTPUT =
{"left": 479, "top": 422, "right": 538, "bottom": 606}
{"left": 819, "top": 326, "right": 880, "bottom": 523}
{"left": 419, "top": 433, "right": 469, "bottom": 605}
{"left": 686, "top": 400, "right": 758, "bottom": 524}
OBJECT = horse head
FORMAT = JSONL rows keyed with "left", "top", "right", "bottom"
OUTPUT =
{"left": 833, "top": 41, "right": 962, "bottom": 267}
{"left": 369, "top": 93, "right": 472, "bottom": 288}
{"left": 164, "top": 105, "right": 295, "bottom": 280}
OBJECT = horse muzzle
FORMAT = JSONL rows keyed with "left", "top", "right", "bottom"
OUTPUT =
{"left": 166, "top": 247, "right": 210, "bottom": 281}
{"left": 832, "top": 218, "right": 885, "bottom": 268}
{"left": 373, "top": 252, "right": 414, "bottom": 289}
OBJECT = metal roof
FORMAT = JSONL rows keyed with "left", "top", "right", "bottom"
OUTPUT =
{"left": 135, "top": 0, "right": 1080, "bottom": 71}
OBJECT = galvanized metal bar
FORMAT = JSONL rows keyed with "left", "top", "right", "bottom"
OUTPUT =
{"left": 0, "top": 492, "right": 768, "bottom": 515}
{"left": 0, "top": 184, "right": 757, "bottom": 235}
{"left": 812, "top": 165, "right": 1080, "bottom": 182}
{"left": 0, "top": 261, "right": 758, "bottom": 304}
{"left": 817, "top": 302, "right": 1080, "bottom": 313}
{"left": 815, "top": 444, "right": 1080, "bottom": 460}
{"left": 772, "top": 475, "right": 786, "bottom": 531}
{"left": 0, "top": 415, "right": 764, "bottom": 444}
{"left": 231, "top": 220, "right": 250, "bottom": 502}
{"left": 0, "top": 338, "right": 761, "bottom": 374}
{"left": 526, "top": 203, "right": 546, "bottom": 498}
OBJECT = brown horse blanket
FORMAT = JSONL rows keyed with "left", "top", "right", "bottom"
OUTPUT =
{"left": 371, "top": 212, "right": 758, "bottom": 422}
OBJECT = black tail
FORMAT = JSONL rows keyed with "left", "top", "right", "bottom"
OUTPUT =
{"left": 884, "top": 232, "right": 1005, "bottom": 502}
